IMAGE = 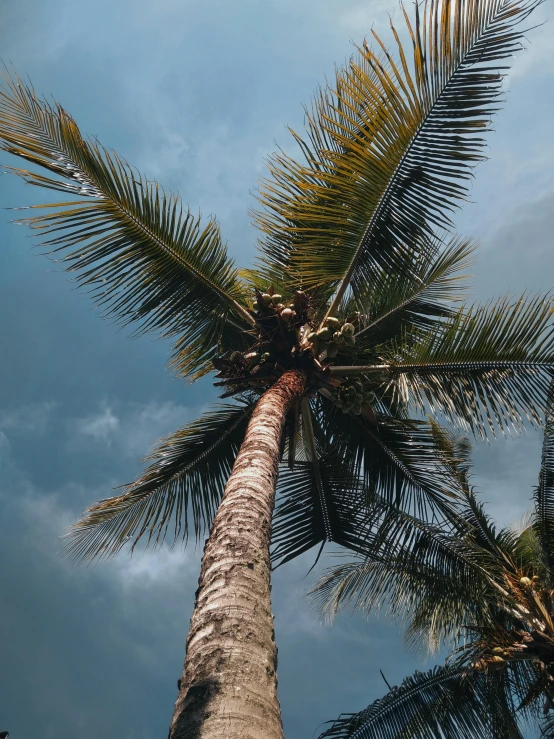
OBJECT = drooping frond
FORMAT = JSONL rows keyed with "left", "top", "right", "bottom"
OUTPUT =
{"left": 309, "top": 498, "right": 500, "bottom": 651}
{"left": 310, "top": 527, "right": 479, "bottom": 629}
{"left": 64, "top": 401, "right": 254, "bottom": 561}
{"left": 378, "top": 294, "right": 554, "bottom": 437}
{"left": 533, "top": 383, "right": 554, "bottom": 572}
{"left": 0, "top": 70, "right": 254, "bottom": 381}
{"left": 271, "top": 398, "right": 369, "bottom": 566}
{"left": 254, "top": 0, "right": 540, "bottom": 310}
{"left": 271, "top": 451, "right": 367, "bottom": 567}
{"left": 541, "top": 712, "right": 554, "bottom": 737}
{"left": 317, "top": 403, "right": 464, "bottom": 516}
{"left": 318, "top": 664, "right": 523, "bottom": 739}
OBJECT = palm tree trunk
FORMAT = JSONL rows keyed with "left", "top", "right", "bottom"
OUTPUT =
{"left": 168, "top": 368, "right": 307, "bottom": 739}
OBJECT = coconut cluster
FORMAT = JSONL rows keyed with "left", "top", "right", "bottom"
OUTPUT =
{"left": 307, "top": 316, "right": 355, "bottom": 359}
{"left": 332, "top": 379, "right": 374, "bottom": 415}
{"left": 471, "top": 573, "right": 551, "bottom": 674}
{"left": 256, "top": 292, "right": 300, "bottom": 322}
{"left": 213, "top": 289, "right": 369, "bottom": 409}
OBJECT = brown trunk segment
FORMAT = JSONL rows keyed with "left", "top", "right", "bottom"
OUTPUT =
{"left": 168, "top": 369, "right": 307, "bottom": 739}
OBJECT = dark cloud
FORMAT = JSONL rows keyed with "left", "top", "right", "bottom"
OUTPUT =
{"left": 473, "top": 192, "right": 554, "bottom": 298}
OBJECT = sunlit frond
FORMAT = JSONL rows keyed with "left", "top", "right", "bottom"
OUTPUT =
{"left": 254, "top": 0, "right": 540, "bottom": 310}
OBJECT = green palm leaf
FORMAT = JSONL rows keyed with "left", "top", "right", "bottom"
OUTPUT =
{"left": 352, "top": 236, "right": 475, "bottom": 347}
{"left": 310, "top": 500, "right": 495, "bottom": 648}
{"left": 334, "top": 294, "right": 554, "bottom": 436}
{"left": 0, "top": 71, "right": 254, "bottom": 380}
{"left": 317, "top": 403, "right": 463, "bottom": 516}
{"left": 64, "top": 401, "right": 254, "bottom": 561}
{"left": 271, "top": 451, "right": 367, "bottom": 567}
{"left": 254, "top": 0, "right": 539, "bottom": 310}
{"left": 318, "top": 664, "right": 523, "bottom": 739}
{"left": 532, "top": 386, "right": 554, "bottom": 571}
{"left": 272, "top": 399, "right": 368, "bottom": 566}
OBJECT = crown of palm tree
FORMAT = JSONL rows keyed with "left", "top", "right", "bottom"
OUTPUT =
{"left": 313, "top": 398, "right": 554, "bottom": 738}
{"left": 0, "top": 0, "right": 549, "bottom": 567}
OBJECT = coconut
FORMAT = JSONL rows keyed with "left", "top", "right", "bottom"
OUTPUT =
{"left": 325, "top": 316, "right": 341, "bottom": 329}
{"left": 341, "top": 322, "right": 355, "bottom": 336}
{"left": 244, "top": 352, "right": 260, "bottom": 365}
{"left": 343, "top": 335, "right": 356, "bottom": 346}
{"left": 281, "top": 308, "right": 295, "bottom": 321}
{"left": 261, "top": 293, "right": 272, "bottom": 303}
{"left": 326, "top": 344, "right": 339, "bottom": 359}
{"left": 307, "top": 332, "right": 318, "bottom": 343}
{"left": 271, "top": 294, "right": 283, "bottom": 303}
{"left": 229, "top": 351, "right": 243, "bottom": 362}
{"left": 317, "top": 327, "right": 332, "bottom": 340}
{"left": 520, "top": 576, "right": 532, "bottom": 587}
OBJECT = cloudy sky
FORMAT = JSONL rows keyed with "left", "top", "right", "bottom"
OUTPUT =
{"left": 0, "top": 1, "right": 553, "bottom": 737}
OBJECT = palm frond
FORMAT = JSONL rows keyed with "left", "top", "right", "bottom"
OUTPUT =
{"left": 0, "top": 70, "right": 254, "bottom": 380}
{"left": 533, "top": 383, "right": 554, "bottom": 571}
{"left": 309, "top": 498, "right": 497, "bottom": 650}
{"left": 254, "top": 0, "right": 540, "bottom": 310}
{"left": 272, "top": 400, "right": 367, "bottom": 566}
{"left": 317, "top": 404, "right": 464, "bottom": 516}
{"left": 379, "top": 294, "right": 554, "bottom": 437}
{"left": 353, "top": 236, "right": 475, "bottom": 346}
{"left": 541, "top": 711, "right": 554, "bottom": 737}
{"left": 271, "top": 453, "right": 367, "bottom": 567}
{"left": 64, "top": 401, "right": 254, "bottom": 561}
{"left": 318, "top": 664, "right": 523, "bottom": 739}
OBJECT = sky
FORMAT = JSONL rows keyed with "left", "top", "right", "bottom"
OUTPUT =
{"left": 0, "top": 1, "right": 553, "bottom": 737}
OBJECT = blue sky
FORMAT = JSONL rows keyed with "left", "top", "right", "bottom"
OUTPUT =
{"left": 0, "top": 1, "right": 553, "bottom": 737}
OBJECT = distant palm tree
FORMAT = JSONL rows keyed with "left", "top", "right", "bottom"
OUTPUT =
{"left": 313, "top": 407, "right": 554, "bottom": 738}
{"left": 0, "top": 0, "right": 548, "bottom": 736}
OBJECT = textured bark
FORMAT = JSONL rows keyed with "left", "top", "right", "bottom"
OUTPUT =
{"left": 168, "top": 369, "right": 307, "bottom": 739}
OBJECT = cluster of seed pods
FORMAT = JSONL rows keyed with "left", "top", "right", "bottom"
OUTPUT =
{"left": 307, "top": 316, "right": 355, "bottom": 358}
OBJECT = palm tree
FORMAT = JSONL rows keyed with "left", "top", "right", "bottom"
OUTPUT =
{"left": 0, "top": 0, "right": 548, "bottom": 736}
{"left": 313, "top": 409, "right": 554, "bottom": 738}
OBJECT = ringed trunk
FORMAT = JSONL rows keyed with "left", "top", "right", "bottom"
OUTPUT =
{"left": 168, "top": 368, "right": 307, "bottom": 739}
